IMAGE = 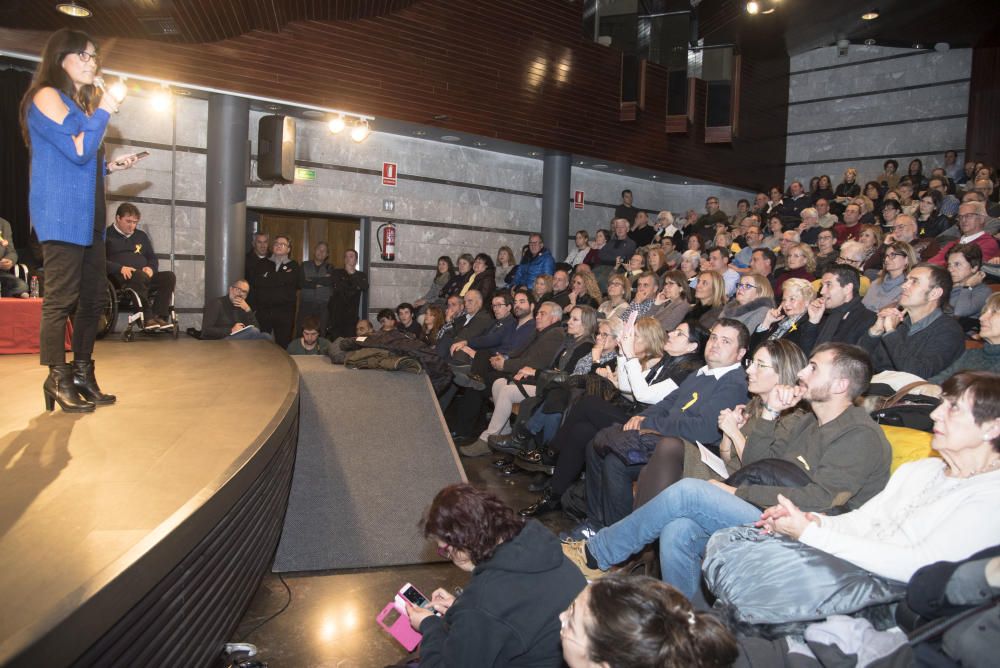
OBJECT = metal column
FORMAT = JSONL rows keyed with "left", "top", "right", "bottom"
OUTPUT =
{"left": 541, "top": 150, "right": 571, "bottom": 258}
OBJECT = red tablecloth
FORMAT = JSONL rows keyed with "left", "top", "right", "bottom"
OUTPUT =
{"left": 0, "top": 298, "right": 72, "bottom": 355}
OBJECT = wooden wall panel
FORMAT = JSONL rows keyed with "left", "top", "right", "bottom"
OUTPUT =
{"left": 0, "top": 0, "right": 789, "bottom": 192}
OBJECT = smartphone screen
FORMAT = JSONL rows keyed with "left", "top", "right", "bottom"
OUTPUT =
{"left": 135, "top": 151, "right": 150, "bottom": 159}
{"left": 401, "top": 585, "right": 429, "bottom": 608}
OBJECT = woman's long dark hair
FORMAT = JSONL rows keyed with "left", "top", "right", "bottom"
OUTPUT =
{"left": 20, "top": 29, "right": 102, "bottom": 146}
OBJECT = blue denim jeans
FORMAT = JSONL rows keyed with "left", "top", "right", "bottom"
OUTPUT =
{"left": 587, "top": 478, "right": 761, "bottom": 599}
{"left": 524, "top": 408, "right": 562, "bottom": 444}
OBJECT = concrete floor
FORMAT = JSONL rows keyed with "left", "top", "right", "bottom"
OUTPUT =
{"left": 232, "top": 454, "right": 574, "bottom": 668}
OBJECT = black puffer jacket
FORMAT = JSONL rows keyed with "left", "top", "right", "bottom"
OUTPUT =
{"left": 417, "top": 520, "right": 585, "bottom": 667}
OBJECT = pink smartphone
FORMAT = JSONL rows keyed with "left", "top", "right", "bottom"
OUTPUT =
{"left": 377, "top": 601, "right": 422, "bottom": 652}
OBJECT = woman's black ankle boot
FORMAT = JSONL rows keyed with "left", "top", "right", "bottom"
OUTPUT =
{"left": 72, "top": 359, "right": 117, "bottom": 405}
{"left": 44, "top": 364, "right": 96, "bottom": 413}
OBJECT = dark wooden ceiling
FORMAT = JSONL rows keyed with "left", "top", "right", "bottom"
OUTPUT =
{"left": 0, "top": 0, "right": 419, "bottom": 43}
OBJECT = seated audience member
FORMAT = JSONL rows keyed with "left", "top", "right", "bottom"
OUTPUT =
{"left": 252, "top": 234, "right": 301, "bottom": 348}
{"left": 441, "top": 253, "right": 475, "bottom": 298}
{"left": 646, "top": 270, "right": 693, "bottom": 333}
{"left": 448, "top": 301, "right": 564, "bottom": 442}
{"left": 559, "top": 575, "right": 738, "bottom": 668}
{"left": 689, "top": 271, "right": 727, "bottom": 330}
{"left": 862, "top": 240, "right": 918, "bottom": 312}
{"left": 0, "top": 216, "right": 28, "bottom": 297}
{"left": 620, "top": 254, "right": 646, "bottom": 294}
{"left": 202, "top": 280, "right": 266, "bottom": 340}
{"left": 915, "top": 189, "right": 950, "bottom": 238}
{"left": 749, "top": 247, "right": 778, "bottom": 291}
{"left": 884, "top": 213, "right": 938, "bottom": 262}
{"left": 518, "top": 321, "right": 707, "bottom": 518}
{"left": 567, "top": 271, "right": 602, "bottom": 309}
{"left": 549, "top": 268, "right": 572, "bottom": 308}
{"left": 327, "top": 248, "right": 367, "bottom": 339}
{"left": 804, "top": 265, "right": 876, "bottom": 353}
{"left": 947, "top": 243, "right": 991, "bottom": 322}
{"left": 581, "top": 228, "right": 609, "bottom": 267}
{"left": 299, "top": 241, "right": 333, "bottom": 333}
{"left": 510, "top": 234, "right": 556, "bottom": 289}
{"left": 732, "top": 223, "right": 765, "bottom": 270}
{"left": 751, "top": 277, "right": 816, "bottom": 352}
{"left": 286, "top": 316, "right": 331, "bottom": 355}
{"left": 833, "top": 203, "right": 864, "bottom": 244}
{"left": 814, "top": 197, "right": 838, "bottom": 229}
{"left": 861, "top": 264, "right": 964, "bottom": 378}
{"left": 459, "top": 303, "right": 593, "bottom": 457}
{"left": 532, "top": 273, "right": 553, "bottom": 303}
{"left": 782, "top": 181, "right": 810, "bottom": 224}
{"left": 797, "top": 207, "right": 821, "bottom": 245}
{"left": 395, "top": 302, "right": 422, "bottom": 336}
{"left": 879, "top": 159, "right": 901, "bottom": 191}
{"left": 633, "top": 339, "right": 808, "bottom": 510}
{"left": 709, "top": 371, "right": 1000, "bottom": 624}
{"left": 572, "top": 320, "right": 751, "bottom": 532}
{"left": 774, "top": 243, "right": 814, "bottom": 299}
{"left": 832, "top": 240, "right": 872, "bottom": 294}
{"left": 930, "top": 201, "right": 999, "bottom": 265}
{"left": 857, "top": 224, "right": 884, "bottom": 274}
{"left": 404, "top": 484, "right": 584, "bottom": 668}
{"left": 420, "top": 304, "right": 446, "bottom": 346}
{"left": 774, "top": 230, "right": 800, "bottom": 271}
{"left": 434, "top": 295, "right": 465, "bottom": 347}
{"left": 413, "top": 255, "right": 454, "bottom": 310}
{"left": 691, "top": 197, "right": 729, "bottom": 244}
{"left": 494, "top": 246, "right": 516, "bottom": 288}
{"left": 376, "top": 308, "right": 397, "bottom": 332}
{"left": 565, "top": 230, "right": 591, "bottom": 267}
{"left": 628, "top": 211, "right": 656, "bottom": 248}
{"left": 450, "top": 292, "right": 514, "bottom": 364}
{"left": 813, "top": 228, "right": 839, "bottom": 277}
{"left": 930, "top": 293, "right": 1000, "bottom": 382}
{"left": 719, "top": 273, "right": 775, "bottom": 335}
{"left": 468, "top": 253, "right": 497, "bottom": 304}
{"left": 356, "top": 319, "right": 374, "bottom": 336}
{"left": 647, "top": 244, "right": 677, "bottom": 276}
{"left": 597, "top": 274, "right": 630, "bottom": 321}
{"left": 105, "top": 203, "right": 177, "bottom": 330}
{"left": 706, "top": 247, "right": 739, "bottom": 298}
{"left": 618, "top": 271, "right": 660, "bottom": 322}
{"left": 566, "top": 343, "right": 891, "bottom": 601}
{"left": 679, "top": 249, "right": 702, "bottom": 288}
{"left": 449, "top": 290, "right": 493, "bottom": 344}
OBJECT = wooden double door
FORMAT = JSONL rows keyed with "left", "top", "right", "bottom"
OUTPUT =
{"left": 256, "top": 213, "right": 360, "bottom": 268}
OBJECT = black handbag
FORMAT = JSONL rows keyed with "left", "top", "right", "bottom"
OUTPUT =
{"left": 726, "top": 458, "right": 813, "bottom": 488}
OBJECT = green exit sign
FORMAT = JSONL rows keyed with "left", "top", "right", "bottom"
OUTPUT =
{"left": 294, "top": 167, "right": 316, "bottom": 181}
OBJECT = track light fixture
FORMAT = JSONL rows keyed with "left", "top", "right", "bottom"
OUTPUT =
{"left": 746, "top": 1, "right": 760, "bottom": 15}
{"left": 350, "top": 120, "right": 370, "bottom": 143}
{"left": 150, "top": 84, "right": 172, "bottom": 112}
{"left": 56, "top": 2, "right": 92, "bottom": 17}
{"left": 328, "top": 115, "right": 346, "bottom": 133}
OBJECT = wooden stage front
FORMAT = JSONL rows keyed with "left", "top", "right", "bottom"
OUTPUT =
{"left": 0, "top": 337, "right": 300, "bottom": 667}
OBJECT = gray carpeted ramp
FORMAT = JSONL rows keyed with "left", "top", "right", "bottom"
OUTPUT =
{"left": 272, "top": 358, "right": 466, "bottom": 572}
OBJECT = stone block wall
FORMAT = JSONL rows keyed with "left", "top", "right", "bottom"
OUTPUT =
{"left": 784, "top": 45, "right": 971, "bottom": 188}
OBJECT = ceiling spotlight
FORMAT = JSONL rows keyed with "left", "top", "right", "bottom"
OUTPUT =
{"left": 864, "top": 38, "right": 876, "bottom": 46}
{"left": 328, "top": 115, "right": 345, "bottom": 133}
{"left": 351, "top": 121, "right": 370, "bottom": 143}
{"left": 861, "top": 10, "right": 879, "bottom": 20}
{"left": 440, "top": 135, "right": 461, "bottom": 142}
{"left": 56, "top": 2, "right": 92, "bottom": 17}
{"left": 150, "top": 84, "right": 171, "bottom": 112}
{"left": 592, "top": 163, "right": 608, "bottom": 169}
{"left": 912, "top": 42, "right": 924, "bottom": 49}
{"left": 473, "top": 141, "right": 487, "bottom": 147}
{"left": 746, "top": 1, "right": 760, "bottom": 15}
{"left": 650, "top": 175, "right": 658, "bottom": 179}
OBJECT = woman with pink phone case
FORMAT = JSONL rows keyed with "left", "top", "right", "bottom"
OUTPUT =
{"left": 392, "top": 484, "right": 584, "bottom": 667}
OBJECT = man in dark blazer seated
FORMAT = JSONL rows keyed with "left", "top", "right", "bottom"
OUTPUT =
{"left": 202, "top": 279, "right": 269, "bottom": 340}
{"left": 105, "top": 203, "right": 176, "bottom": 329}
{"left": 798, "top": 265, "right": 876, "bottom": 354}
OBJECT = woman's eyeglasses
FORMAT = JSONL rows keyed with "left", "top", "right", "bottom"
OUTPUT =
{"left": 736, "top": 282, "right": 757, "bottom": 291}
{"left": 744, "top": 358, "right": 774, "bottom": 370}
{"left": 76, "top": 51, "right": 99, "bottom": 63}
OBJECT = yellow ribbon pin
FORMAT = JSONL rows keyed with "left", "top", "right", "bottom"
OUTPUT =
{"left": 681, "top": 392, "right": 698, "bottom": 411}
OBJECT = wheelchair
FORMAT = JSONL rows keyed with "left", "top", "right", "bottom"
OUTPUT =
{"left": 97, "top": 274, "right": 179, "bottom": 341}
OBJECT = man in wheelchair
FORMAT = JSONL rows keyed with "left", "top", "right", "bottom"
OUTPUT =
{"left": 106, "top": 203, "right": 176, "bottom": 331}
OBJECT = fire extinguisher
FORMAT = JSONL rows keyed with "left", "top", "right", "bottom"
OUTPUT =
{"left": 377, "top": 222, "right": 396, "bottom": 261}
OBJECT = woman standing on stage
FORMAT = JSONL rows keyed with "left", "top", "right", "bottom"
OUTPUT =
{"left": 20, "top": 29, "right": 140, "bottom": 412}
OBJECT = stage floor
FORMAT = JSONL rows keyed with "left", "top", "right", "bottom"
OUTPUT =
{"left": 0, "top": 337, "right": 299, "bottom": 665}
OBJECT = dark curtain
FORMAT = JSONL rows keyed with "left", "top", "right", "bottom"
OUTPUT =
{"left": 0, "top": 67, "right": 34, "bottom": 265}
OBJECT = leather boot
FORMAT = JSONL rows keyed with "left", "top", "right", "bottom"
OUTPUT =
{"left": 518, "top": 488, "right": 561, "bottom": 517}
{"left": 72, "top": 359, "right": 117, "bottom": 405}
{"left": 44, "top": 364, "right": 95, "bottom": 413}
{"left": 488, "top": 423, "right": 533, "bottom": 455}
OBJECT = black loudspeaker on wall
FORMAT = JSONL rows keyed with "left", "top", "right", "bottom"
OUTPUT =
{"left": 258, "top": 115, "right": 296, "bottom": 182}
